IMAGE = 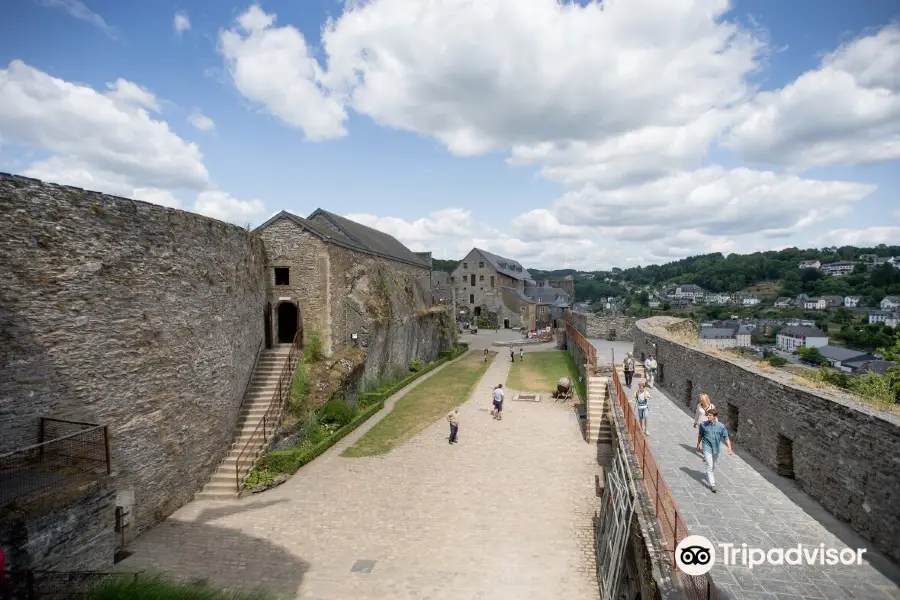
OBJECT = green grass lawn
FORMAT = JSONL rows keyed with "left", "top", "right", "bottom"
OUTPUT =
{"left": 89, "top": 575, "right": 277, "bottom": 600}
{"left": 507, "top": 350, "right": 582, "bottom": 399}
{"left": 341, "top": 351, "right": 494, "bottom": 457}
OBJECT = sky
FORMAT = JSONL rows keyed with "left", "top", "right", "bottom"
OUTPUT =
{"left": 1, "top": 0, "right": 899, "bottom": 271}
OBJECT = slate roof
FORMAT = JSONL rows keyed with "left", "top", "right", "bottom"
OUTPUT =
{"left": 816, "top": 345, "right": 872, "bottom": 362}
{"left": 476, "top": 248, "right": 531, "bottom": 281}
{"left": 699, "top": 328, "right": 736, "bottom": 340}
{"left": 523, "top": 286, "right": 568, "bottom": 303}
{"left": 779, "top": 326, "right": 827, "bottom": 338}
{"left": 737, "top": 324, "right": 754, "bottom": 335}
{"left": 308, "top": 209, "right": 430, "bottom": 268}
{"left": 842, "top": 359, "right": 896, "bottom": 374}
{"left": 501, "top": 286, "right": 533, "bottom": 303}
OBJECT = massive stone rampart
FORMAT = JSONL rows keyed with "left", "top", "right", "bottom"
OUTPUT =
{"left": 634, "top": 317, "right": 900, "bottom": 563}
{"left": 0, "top": 174, "right": 267, "bottom": 538}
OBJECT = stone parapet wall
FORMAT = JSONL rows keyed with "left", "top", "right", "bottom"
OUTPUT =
{"left": 634, "top": 317, "right": 900, "bottom": 564}
{"left": 0, "top": 478, "right": 117, "bottom": 572}
{"left": 0, "top": 175, "right": 267, "bottom": 540}
{"left": 586, "top": 314, "right": 636, "bottom": 340}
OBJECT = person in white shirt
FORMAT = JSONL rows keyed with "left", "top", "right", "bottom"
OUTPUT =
{"left": 644, "top": 356, "right": 658, "bottom": 388}
{"left": 694, "top": 393, "right": 714, "bottom": 430}
{"left": 492, "top": 384, "right": 505, "bottom": 420}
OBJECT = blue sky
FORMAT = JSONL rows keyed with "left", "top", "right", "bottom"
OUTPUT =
{"left": 1, "top": 0, "right": 899, "bottom": 269}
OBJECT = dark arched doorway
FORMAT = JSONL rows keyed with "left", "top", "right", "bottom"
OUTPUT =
{"left": 264, "top": 302, "right": 273, "bottom": 349}
{"left": 277, "top": 301, "right": 299, "bottom": 344}
{"left": 474, "top": 306, "right": 482, "bottom": 317}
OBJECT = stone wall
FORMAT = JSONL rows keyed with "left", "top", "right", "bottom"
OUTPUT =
{"left": 0, "top": 478, "right": 117, "bottom": 572}
{"left": 324, "top": 243, "right": 453, "bottom": 387}
{"left": 585, "top": 313, "right": 636, "bottom": 340}
{"left": 634, "top": 318, "right": 900, "bottom": 563}
{"left": 0, "top": 175, "right": 267, "bottom": 538}
{"left": 256, "top": 219, "right": 330, "bottom": 350}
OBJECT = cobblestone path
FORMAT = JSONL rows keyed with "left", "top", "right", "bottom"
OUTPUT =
{"left": 621, "top": 377, "right": 900, "bottom": 600}
{"left": 120, "top": 351, "right": 601, "bottom": 600}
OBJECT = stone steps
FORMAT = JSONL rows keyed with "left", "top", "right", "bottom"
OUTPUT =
{"left": 585, "top": 376, "right": 611, "bottom": 444}
{"left": 195, "top": 346, "right": 296, "bottom": 501}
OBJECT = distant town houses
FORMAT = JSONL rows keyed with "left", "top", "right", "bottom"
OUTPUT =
{"left": 798, "top": 260, "right": 821, "bottom": 270}
{"left": 844, "top": 295, "right": 862, "bottom": 308}
{"left": 873, "top": 256, "right": 900, "bottom": 268}
{"left": 797, "top": 294, "right": 827, "bottom": 310}
{"left": 697, "top": 322, "right": 753, "bottom": 349}
{"left": 776, "top": 325, "right": 829, "bottom": 353}
{"left": 648, "top": 297, "right": 661, "bottom": 308}
{"left": 816, "top": 346, "right": 879, "bottom": 372}
{"left": 869, "top": 310, "right": 899, "bottom": 328}
{"left": 821, "top": 295, "right": 844, "bottom": 309}
{"left": 673, "top": 284, "right": 705, "bottom": 300}
{"left": 774, "top": 297, "right": 792, "bottom": 308}
{"left": 881, "top": 296, "right": 900, "bottom": 310}
{"left": 819, "top": 261, "right": 857, "bottom": 277}
{"left": 741, "top": 295, "right": 760, "bottom": 306}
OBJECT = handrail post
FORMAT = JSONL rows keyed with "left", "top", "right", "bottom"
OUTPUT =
{"left": 103, "top": 426, "right": 112, "bottom": 474}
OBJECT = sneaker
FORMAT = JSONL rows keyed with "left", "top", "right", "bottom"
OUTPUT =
{"left": 711, "top": 485, "right": 717, "bottom": 493}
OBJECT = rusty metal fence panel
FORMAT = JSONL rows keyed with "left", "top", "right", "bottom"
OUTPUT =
{"left": 566, "top": 321, "right": 597, "bottom": 368}
{"left": 609, "top": 350, "right": 717, "bottom": 600}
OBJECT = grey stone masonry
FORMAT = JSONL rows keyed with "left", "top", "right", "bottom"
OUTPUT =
{"left": 634, "top": 317, "right": 900, "bottom": 567}
{"left": 0, "top": 174, "right": 267, "bottom": 537}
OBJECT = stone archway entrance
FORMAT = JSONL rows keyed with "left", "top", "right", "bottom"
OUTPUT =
{"left": 474, "top": 306, "right": 482, "bottom": 317}
{"left": 264, "top": 302, "right": 273, "bottom": 349}
{"left": 277, "top": 301, "right": 300, "bottom": 344}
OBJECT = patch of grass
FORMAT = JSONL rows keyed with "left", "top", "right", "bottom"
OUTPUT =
{"left": 342, "top": 351, "right": 493, "bottom": 457}
{"left": 507, "top": 350, "right": 573, "bottom": 393}
{"left": 288, "top": 360, "right": 308, "bottom": 417}
{"left": 88, "top": 574, "right": 278, "bottom": 599}
{"left": 303, "top": 332, "right": 324, "bottom": 362}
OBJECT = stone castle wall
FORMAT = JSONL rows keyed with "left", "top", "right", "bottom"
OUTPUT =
{"left": 0, "top": 175, "right": 267, "bottom": 539}
{"left": 585, "top": 313, "right": 636, "bottom": 340}
{"left": 633, "top": 318, "right": 900, "bottom": 563}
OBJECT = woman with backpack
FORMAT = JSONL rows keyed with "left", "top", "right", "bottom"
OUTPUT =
{"left": 634, "top": 383, "right": 651, "bottom": 435}
{"left": 623, "top": 352, "right": 635, "bottom": 387}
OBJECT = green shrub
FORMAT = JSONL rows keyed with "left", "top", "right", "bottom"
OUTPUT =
{"left": 289, "top": 360, "right": 309, "bottom": 417}
{"left": 245, "top": 468, "right": 275, "bottom": 489}
{"left": 303, "top": 333, "right": 324, "bottom": 362}
{"left": 88, "top": 573, "right": 276, "bottom": 600}
{"left": 318, "top": 398, "right": 355, "bottom": 427}
{"left": 359, "top": 392, "right": 383, "bottom": 407}
{"left": 409, "top": 359, "right": 422, "bottom": 372}
{"left": 766, "top": 355, "right": 788, "bottom": 367}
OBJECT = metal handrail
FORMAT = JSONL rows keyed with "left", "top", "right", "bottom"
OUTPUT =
{"left": 234, "top": 330, "right": 303, "bottom": 491}
{"left": 237, "top": 337, "right": 266, "bottom": 412}
{"left": 566, "top": 321, "right": 597, "bottom": 368}
{"left": 609, "top": 349, "right": 717, "bottom": 599}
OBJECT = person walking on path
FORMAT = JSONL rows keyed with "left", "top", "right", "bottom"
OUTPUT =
{"left": 510, "top": 347, "right": 515, "bottom": 363}
{"left": 644, "top": 355, "right": 658, "bottom": 388}
{"left": 519, "top": 347, "right": 524, "bottom": 361}
{"left": 447, "top": 407, "right": 459, "bottom": 444}
{"left": 693, "top": 393, "right": 714, "bottom": 433}
{"left": 492, "top": 384, "right": 505, "bottom": 420}
{"left": 484, "top": 348, "right": 489, "bottom": 362}
{"left": 623, "top": 352, "right": 635, "bottom": 387}
{"left": 696, "top": 408, "right": 733, "bottom": 493}
{"left": 634, "top": 383, "right": 651, "bottom": 435}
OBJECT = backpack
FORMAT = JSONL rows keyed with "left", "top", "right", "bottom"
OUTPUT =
{"left": 624, "top": 357, "right": 634, "bottom": 370}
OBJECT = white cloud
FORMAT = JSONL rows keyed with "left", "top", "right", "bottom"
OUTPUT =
{"left": 344, "top": 208, "right": 474, "bottom": 249}
{"left": 0, "top": 60, "right": 208, "bottom": 190}
{"left": 188, "top": 111, "right": 215, "bottom": 131}
{"left": 218, "top": 5, "right": 348, "bottom": 141}
{"left": 814, "top": 226, "right": 900, "bottom": 247}
{"left": 727, "top": 25, "right": 900, "bottom": 170}
{"left": 133, "top": 187, "right": 182, "bottom": 209}
{"left": 174, "top": 11, "right": 191, "bottom": 34}
{"left": 194, "top": 190, "right": 265, "bottom": 223}
{"left": 39, "top": 0, "right": 116, "bottom": 38}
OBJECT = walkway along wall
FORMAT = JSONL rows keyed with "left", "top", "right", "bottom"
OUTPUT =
{"left": 634, "top": 318, "right": 900, "bottom": 564}
{"left": 0, "top": 175, "right": 267, "bottom": 542}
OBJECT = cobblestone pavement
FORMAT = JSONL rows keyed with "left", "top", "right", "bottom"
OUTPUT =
{"left": 120, "top": 351, "right": 601, "bottom": 600}
{"left": 623, "top": 378, "right": 900, "bottom": 600}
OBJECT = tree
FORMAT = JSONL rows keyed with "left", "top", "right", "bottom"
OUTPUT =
{"left": 797, "top": 346, "right": 828, "bottom": 366}
{"left": 832, "top": 307, "right": 853, "bottom": 325}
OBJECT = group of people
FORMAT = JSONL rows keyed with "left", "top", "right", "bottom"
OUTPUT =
{"left": 622, "top": 352, "right": 733, "bottom": 493}
{"left": 446, "top": 383, "right": 506, "bottom": 444}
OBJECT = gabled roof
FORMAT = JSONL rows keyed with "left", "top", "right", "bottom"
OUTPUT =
{"left": 254, "top": 210, "right": 363, "bottom": 251}
{"left": 780, "top": 326, "right": 827, "bottom": 337}
{"left": 524, "top": 286, "right": 568, "bottom": 303}
{"left": 475, "top": 248, "right": 531, "bottom": 281}
{"left": 501, "top": 286, "right": 533, "bottom": 303}
{"left": 816, "top": 345, "right": 873, "bottom": 362}
{"left": 308, "top": 209, "right": 429, "bottom": 268}
{"left": 700, "top": 328, "right": 736, "bottom": 339}
{"left": 842, "top": 359, "right": 896, "bottom": 374}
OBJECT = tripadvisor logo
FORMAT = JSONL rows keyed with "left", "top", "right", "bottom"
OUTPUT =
{"left": 675, "top": 535, "right": 868, "bottom": 575}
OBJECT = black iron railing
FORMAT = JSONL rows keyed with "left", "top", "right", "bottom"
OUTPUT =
{"left": 0, "top": 418, "right": 111, "bottom": 508}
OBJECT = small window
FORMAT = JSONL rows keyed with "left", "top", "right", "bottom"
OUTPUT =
{"left": 463, "top": 262, "right": 468, "bottom": 269}
{"left": 274, "top": 267, "right": 290, "bottom": 286}
{"left": 479, "top": 261, "right": 484, "bottom": 268}
{"left": 450, "top": 276, "right": 454, "bottom": 283}
{"left": 479, "top": 275, "right": 484, "bottom": 281}
{"left": 539, "top": 306, "right": 545, "bottom": 314}
{"left": 469, "top": 294, "right": 475, "bottom": 304}
{"left": 490, "top": 276, "right": 494, "bottom": 288}
{"left": 537, "top": 297, "right": 542, "bottom": 302}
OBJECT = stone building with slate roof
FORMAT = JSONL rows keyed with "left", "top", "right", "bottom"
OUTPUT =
{"left": 255, "top": 209, "right": 432, "bottom": 356}
{"left": 450, "top": 248, "right": 534, "bottom": 328}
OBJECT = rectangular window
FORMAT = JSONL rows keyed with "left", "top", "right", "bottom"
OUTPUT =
{"left": 479, "top": 275, "right": 484, "bottom": 281}
{"left": 463, "top": 262, "right": 468, "bottom": 269}
{"left": 479, "top": 261, "right": 484, "bottom": 268}
{"left": 274, "top": 267, "right": 290, "bottom": 286}
{"left": 450, "top": 276, "right": 454, "bottom": 283}
{"left": 469, "top": 294, "right": 475, "bottom": 304}
{"left": 490, "top": 276, "right": 494, "bottom": 288}
{"left": 539, "top": 306, "right": 545, "bottom": 314}
{"left": 470, "top": 274, "right": 476, "bottom": 286}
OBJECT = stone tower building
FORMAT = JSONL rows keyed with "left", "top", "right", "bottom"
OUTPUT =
{"left": 449, "top": 248, "right": 532, "bottom": 328}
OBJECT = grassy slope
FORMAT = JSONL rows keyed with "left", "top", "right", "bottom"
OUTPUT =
{"left": 341, "top": 351, "right": 494, "bottom": 457}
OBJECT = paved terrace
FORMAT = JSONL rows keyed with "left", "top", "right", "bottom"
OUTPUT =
{"left": 619, "top": 372, "right": 900, "bottom": 600}
{"left": 119, "top": 347, "right": 601, "bottom": 600}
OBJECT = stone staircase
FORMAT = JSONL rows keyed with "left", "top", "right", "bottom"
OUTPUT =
{"left": 195, "top": 344, "right": 293, "bottom": 501}
{"left": 586, "top": 376, "right": 612, "bottom": 444}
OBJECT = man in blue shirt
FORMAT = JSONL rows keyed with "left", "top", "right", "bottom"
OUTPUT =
{"left": 696, "top": 408, "right": 733, "bottom": 493}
